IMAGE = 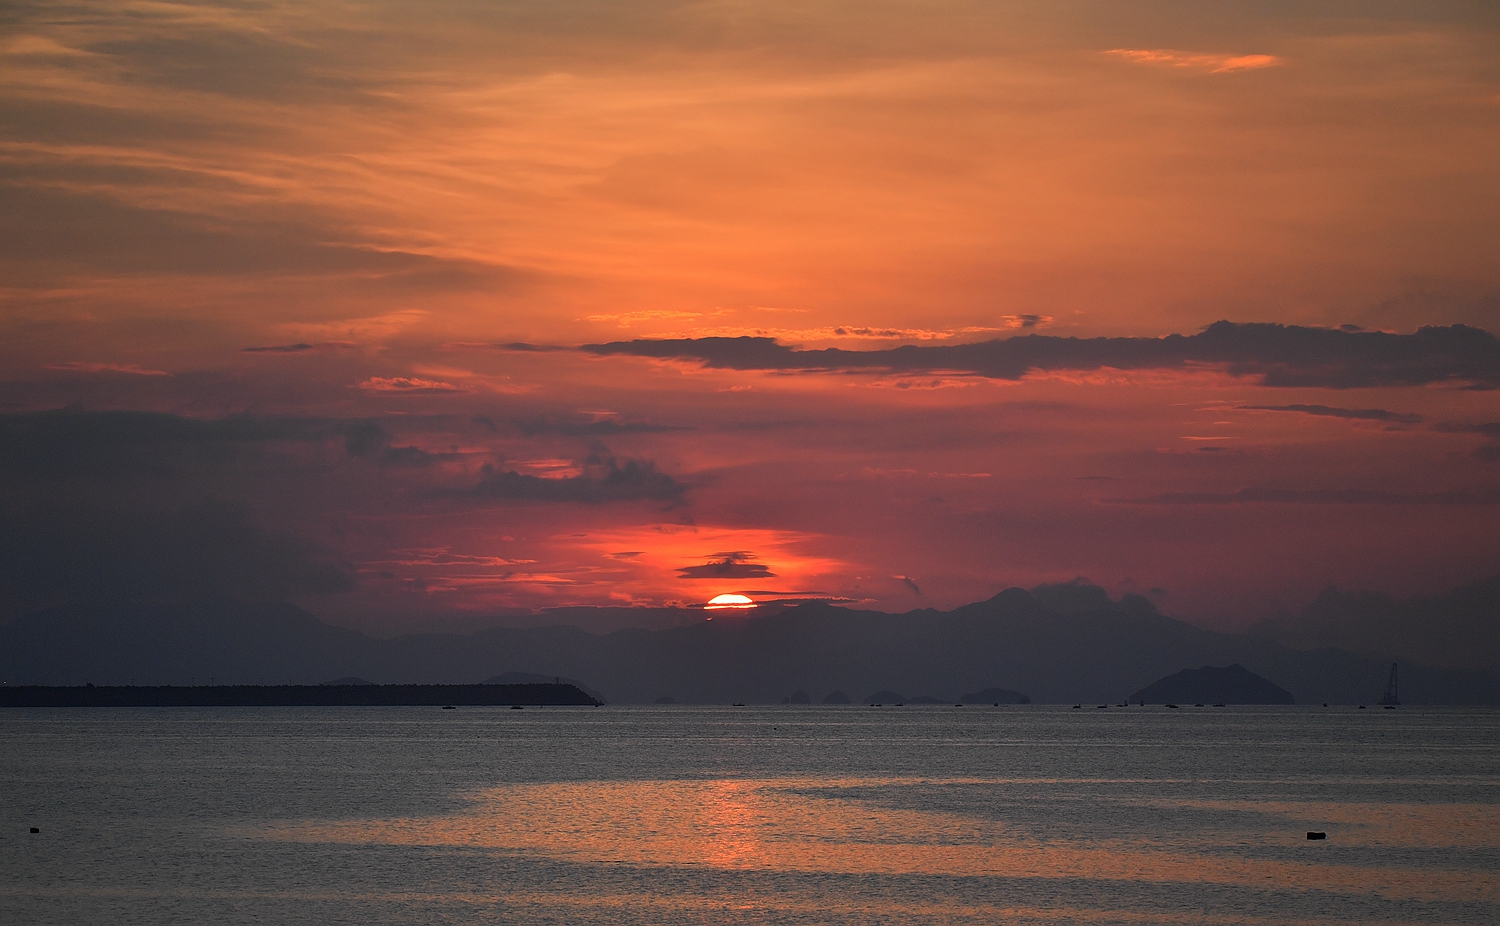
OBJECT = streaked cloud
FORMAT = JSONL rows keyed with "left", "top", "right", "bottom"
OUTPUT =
{"left": 1105, "top": 49, "right": 1281, "bottom": 73}
{"left": 580, "top": 322, "right": 1500, "bottom": 389}
{"left": 1237, "top": 404, "right": 1424, "bottom": 424}
{"left": 46, "top": 361, "right": 171, "bottom": 376}
{"left": 358, "top": 377, "right": 464, "bottom": 393}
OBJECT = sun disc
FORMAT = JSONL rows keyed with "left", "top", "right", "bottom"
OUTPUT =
{"left": 705, "top": 593, "right": 756, "bottom": 610}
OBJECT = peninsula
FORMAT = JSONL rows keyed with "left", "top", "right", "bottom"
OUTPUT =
{"left": 0, "top": 683, "right": 602, "bottom": 707}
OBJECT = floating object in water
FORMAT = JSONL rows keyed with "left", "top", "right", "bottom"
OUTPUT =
{"left": 1307, "top": 831, "right": 1326, "bottom": 840}
{"left": 1166, "top": 704, "right": 1179, "bottom": 709}
{"left": 1358, "top": 705, "right": 1366, "bottom": 709}
{"left": 30, "top": 827, "right": 39, "bottom": 834}
{"left": 510, "top": 705, "right": 523, "bottom": 710}
{"left": 1383, "top": 705, "right": 1396, "bottom": 710}
{"left": 1213, "top": 703, "right": 1226, "bottom": 707}
{"left": 441, "top": 705, "right": 455, "bottom": 710}
{"left": 1096, "top": 704, "right": 1108, "bottom": 709}
{"left": 1072, "top": 704, "right": 1081, "bottom": 709}
{"left": 732, "top": 702, "right": 746, "bottom": 706}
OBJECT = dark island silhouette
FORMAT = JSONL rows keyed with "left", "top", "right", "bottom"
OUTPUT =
{"left": 959, "top": 687, "right": 1031, "bottom": 704}
{"left": 0, "top": 683, "right": 601, "bottom": 708}
{"left": 1129, "top": 664, "right": 1295, "bottom": 705}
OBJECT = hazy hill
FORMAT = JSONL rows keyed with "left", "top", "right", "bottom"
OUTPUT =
{"left": 2, "top": 583, "right": 1497, "bottom": 703}
{"left": 1248, "top": 575, "right": 1500, "bottom": 670}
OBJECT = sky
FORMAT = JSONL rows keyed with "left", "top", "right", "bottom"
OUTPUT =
{"left": 1, "top": 0, "right": 1497, "bottom": 634}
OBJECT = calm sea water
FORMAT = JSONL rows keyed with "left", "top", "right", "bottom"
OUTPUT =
{"left": 2, "top": 705, "right": 1496, "bottom": 925}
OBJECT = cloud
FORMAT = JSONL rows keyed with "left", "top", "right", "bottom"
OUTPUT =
{"left": 655, "top": 324, "right": 1026, "bottom": 343}
{"left": 677, "top": 552, "right": 777, "bottom": 580}
{"left": 1105, "top": 49, "right": 1281, "bottom": 73}
{"left": 458, "top": 455, "right": 684, "bottom": 504}
{"left": 0, "top": 409, "right": 422, "bottom": 476}
{"left": 0, "top": 499, "right": 351, "bottom": 614}
{"left": 896, "top": 575, "right": 921, "bottom": 595}
{"left": 1118, "top": 486, "right": 1500, "bottom": 506}
{"left": 241, "top": 343, "right": 316, "bottom": 353}
{"left": 580, "top": 321, "right": 1500, "bottom": 389}
{"left": 45, "top": 361, "right": 171, "bottom": 376}
{"left": 1434, "top": 421, "right": 1500, "bottom": 438}
{"left": 1237, "top": 404, "right": 1424, "bottom": 424}
{"left": 1432, "top": 420, "right": 1500, "bottom": 462}
{"left": 583, "top": 310, "right": 703, "bottom": 326}
{"left": 358, "top": 377, "right": 465, "bottom": 393}
{"left": 508, "top": 416, "right": 692, "bottom": 437}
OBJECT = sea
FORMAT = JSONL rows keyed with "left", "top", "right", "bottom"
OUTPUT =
{"left": 2, "top": 705, "right": 1496, "bottom": 925}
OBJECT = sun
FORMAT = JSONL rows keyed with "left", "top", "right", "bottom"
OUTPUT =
{"left": 705, "top": 593, "right": 756, "bottom": 610}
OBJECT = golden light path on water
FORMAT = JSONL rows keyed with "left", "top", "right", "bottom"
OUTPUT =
{"left": 258, "top": 777, "right": 1500, "bottom": 910}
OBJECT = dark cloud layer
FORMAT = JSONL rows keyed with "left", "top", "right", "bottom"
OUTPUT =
{"left": 678, "top": 552, "right": 777, "bottom": 580}
{"left": 1121, "top": 486, "right": 1500, "bottom": 506}
{"left": 1237, "top": 404, "right": 1424, "bottom": 423}
{"left": 506, "top": 416, "right": 692, "bottom": 437}
{"left": 580, "top": 321, "right": 1500, "bottom": 389}
{"left": 0, "top": 500, "right": 351, "bottom": 617}
{"left": 461, "top": 456, "right": 684, "bottom": 504}
{"left": 0, "top": 409, "right": 402, "bottom": 475}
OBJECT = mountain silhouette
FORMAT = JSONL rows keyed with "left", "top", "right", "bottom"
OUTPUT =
{"left": 2, "top": 583, "right": 1497, "bottom": 703}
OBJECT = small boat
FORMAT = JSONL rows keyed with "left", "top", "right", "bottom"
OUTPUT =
{"left": 1166, "top": 704, "right": 1179, "bottom": 709}
{"left": 441, "top": 705, "right": 455, "bottom": 710}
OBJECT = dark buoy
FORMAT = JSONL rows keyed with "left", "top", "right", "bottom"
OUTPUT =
{"left": 1307, "top": 831, "right": 1326, "bottom": 840}
{"left": 510, "top": 705, "right": 523, "bottom": 710}
{"left": 442, "top": 705, "right": 455, "bottom": 710}
{"left": 30, "top": 827, "right": 39, "bottom": 834}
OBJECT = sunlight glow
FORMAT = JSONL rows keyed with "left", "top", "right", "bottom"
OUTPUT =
{"left": 705, "top": 593, "right": 756, "bottom": 610}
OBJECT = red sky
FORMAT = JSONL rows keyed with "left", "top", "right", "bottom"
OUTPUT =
{"left": 2, "top": 0, "right": 1497, "bottom": 633}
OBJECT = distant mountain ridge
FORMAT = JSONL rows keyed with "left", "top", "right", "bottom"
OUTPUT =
{"left": 2, "top": 582, "right": 1497, "bottom": 704}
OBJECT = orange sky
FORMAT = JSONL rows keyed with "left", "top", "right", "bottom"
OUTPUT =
{"left": 1, "top": 1, "right": 1497, "bottom": 631}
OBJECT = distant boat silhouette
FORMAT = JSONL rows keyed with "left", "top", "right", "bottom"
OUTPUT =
{"left": 1378, "top": 663, "right": 1400, "bottom": 706}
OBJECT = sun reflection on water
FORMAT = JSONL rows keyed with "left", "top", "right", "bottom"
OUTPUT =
{"left": 257, "top": 776, "right": 1499, "bottom": 907}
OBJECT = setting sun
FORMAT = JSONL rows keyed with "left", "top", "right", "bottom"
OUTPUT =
{"left": 705, "top": 594, "right": 757, "bottom": 610}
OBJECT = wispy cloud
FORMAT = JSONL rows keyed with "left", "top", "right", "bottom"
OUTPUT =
{"left": 45, "top": 361, "right": 170, "bottom": 376}
{"left": 358, "top": 377, "right": 464, "bottom": 393}
{"left": 1118, "top": 486, "right": 1500, "bottom": 506}
{"left": 1238, "top": 404, "right": 1424, "bottom": 424}
{"left": 581, "top": 322, "right": 1500, "bottom": 389}
{"left": 1105, "top": 49, "right": 1281, "bottom": 73}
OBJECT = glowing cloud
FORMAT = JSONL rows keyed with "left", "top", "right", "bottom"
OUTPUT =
{"left": 1106, "top": 49, "right": 1281, "bottom": 73}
